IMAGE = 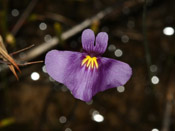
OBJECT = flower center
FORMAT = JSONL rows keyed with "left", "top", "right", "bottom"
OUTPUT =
{"left": 81, "top": 55, "right": 98, "bottom": 69}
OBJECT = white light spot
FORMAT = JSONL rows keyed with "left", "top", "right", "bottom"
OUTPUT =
{"left": 39, "top": 22, "right": 47, "bottom": 31}
{"left": 86, "top": 100, "right": 93, "bottom": 105}
{"left": 121, "top": 35, "right": 129, "bottom": 43}
{"left": 122, "top": 7, "right": 130, "bottom": 15}
{"left": 42, "top": 65, "right": 47, "bottom": 73}
{"left": 92, "top": 110, "right": 99, "bottom": 115}
{"left": 31, "top": 72, "right": 40, "bottom": 81}
{"left": 59, "top": 116, "right": 67, "bottom": 124}
{"left": 150, "top": 65, "right": 158, "bottom": 72}
{"left": 65, "top": 128, "right": 72, "bottom": 131}
{"left": 61, "top": 86, "right": 68, "bottom": 92}
{"left": 11, "top": 9, "right": 19, "bottom": 17}
{"left": 127, "top": 20, "right": 135, "bottom": 29}
{"left": 108, "top": 44, "right": 116, "bottom": 52}
{"left": 49, "top": 77, "right": 55, "bottom": 82}
{"left": 151, "top": 76, "right": 159, "bottom": 85}
{"left": 44, "top": 34, "right": 52, "bottom": 42}
{"left": 151, "top": 128, "right": 159, "bottom": 131}
{"left": 117, "top": 86, "right": 125, "bottom": 93}
{"left": 163, "top": 27, "right": 174, "bottom": 36}
{"left": 93, "top": 114, "right": 104, "bottom": 122}
{"left": 92, "top": 110, "right": 104, "bottom": 122}
{"left": 114, "top": 49, "right": 123, "bottom": 57}
{"left": 19, "top": 52, "right": 26, "bottom": 59}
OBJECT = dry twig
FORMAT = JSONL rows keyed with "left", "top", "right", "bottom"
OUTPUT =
{"left": 18, "top": 0, "right": 144, "bottom": 62}
{"left": 11, "top": 0, "right": 39, "bottom": 35}
{"left": 18, "top": 7, "right": 113, "bottom": 62}
{"left": 0, "top": 35, "right": 43, "bottom": 80}
{"left": 0, "top": 36, "right": 20, "bottom": 80}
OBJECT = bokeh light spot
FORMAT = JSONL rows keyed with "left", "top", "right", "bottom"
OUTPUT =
{"left": 127, "top": 20, "right": 135, "bottom": 29}
{"left": 86, "top": 100, "right": 93, "bottom": 105}
{"left": 151, "top": 128, "right": 159, "bottom": 131}
{"left": 42, "top": 65, "right": 47, "bottom": 73}
{"left": 11, "top": 9, "right": 19, "bottom": 17}
{"left": 44, "top": 34, "right": 52, "bottom": 42}
{"left": 92, "top": 110, "right": 104, "bottom": 122}
{"left": 39, "top": 22, "right": 47, "bottom": 30}
{"left": 151, "top": 76, "right": 159, "bottom": 85}
{"left": 65, "top": 128, "right": 72, "bottom": 131}
{"left": 114, "top": 49, "right": 123, "bottom": 57}
{"left": 31, "top": 72, "right": 40, "bottom": 81}
{"left": 121, "top": 35, "right": 129, "bottom": 43}
{"left": 108, "top": 44, "right": 116, "bottom": 52}
{"left": 59, "top": 116, "right": 67, "bottom": 124}
{"left": 163, "top": 27, "right": 174, "bottom": 36}
{"left": 117, "top": 86, "right": 125, "bottom": 93}
{"left": 150, "top": 65, "right": 158, "bottom": 72}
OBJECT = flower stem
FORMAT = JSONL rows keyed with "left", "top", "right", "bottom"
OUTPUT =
{"left": 142, "top": 0, "right": 152, "bottom": 84}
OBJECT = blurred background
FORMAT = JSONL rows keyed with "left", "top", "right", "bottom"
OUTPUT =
{"left": 0, "top": 0, "right": 174, "bottom": 130}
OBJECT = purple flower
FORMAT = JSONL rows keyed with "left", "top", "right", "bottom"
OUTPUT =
{"left": 45, "top": 29, "right": 132, "bottom": 102}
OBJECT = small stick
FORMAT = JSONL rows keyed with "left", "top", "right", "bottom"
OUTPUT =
{"left": 0, "top": 60, "right": 10, "bottom": 64}
{"left": 0, "top": 60, "right": 43, "bottom": 66}
{"left": 19, "top": 7, "right": 113, "bottom": 62}
{"left": 45, "top": 13, "right": 76, "bottom": 26}
{"left": 17, "top": 60, "right": 43, "bottom": 66}
{"left": 10, "top": 44, "right": 35, "bottom": 55}
{"left": 0, "top": 46, "right": 20, "bottom": 72}
{"left": 11, "top": 0, "right": 39, "bottom": 35}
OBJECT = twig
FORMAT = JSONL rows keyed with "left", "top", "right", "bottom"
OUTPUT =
{"left": 161, "top": 68, "right": 175, "bottom": 131}
{"left": 0, "top": 35, "right": 21, "bottom": 80}
{"left": 10, "top": 44, "right": 35, "bottom": 55}
{"left": 0, "top": 0, "right": 145, "bottom": 71}
{"left": 37, "top": 83, "right": 64, "bottom": 131}
{"left": 18, "top": 7, "right": 113, "bottom": 62}
{"left": 61, "top": 101, "right": 77, "bottom": 130}
{"left": 18, "top": 0, "right": 146, "bottom": 62}
{"left": 11, "top": 0, "right": 39, "bottom": 36}
{"left": 142, "top": 0, "right": 152, "bottom": 81}
{"left": 45, "top": 13, "right": 76, "bottom": 26}
{"left": 17, "top": 60, "right": 43, "bottom": 66}
{"left": 0, "top": 60, "right": 43, "bottom": 66}
{"left": 161, "top": 90, "right": 174, "bottom": 131}
{"left": 37, "top": 89, "right": 55, "bottom": 131}
{"left": 0, "top": 59, "right": 9, "bottom": 64}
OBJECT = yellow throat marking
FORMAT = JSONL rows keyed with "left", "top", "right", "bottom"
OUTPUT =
{"left": 81, "top": 55, "right": 98, "bottom": 69}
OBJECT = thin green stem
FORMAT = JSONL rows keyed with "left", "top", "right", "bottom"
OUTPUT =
{"left": 142, "top": 0, "right": 152, "bottom": 84}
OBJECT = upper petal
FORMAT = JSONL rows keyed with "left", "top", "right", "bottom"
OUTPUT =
{"left": 81, "top": 29, "right": 108, "bottom": 55}
{"left": 94, "top": 32, "right": 108, "bottom": 55}
{"left": 82, "top": 29, "right": 95, "bottom": 53}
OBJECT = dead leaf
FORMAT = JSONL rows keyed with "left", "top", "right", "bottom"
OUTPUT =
{"left": 0, "top": 35, "right": 20, "bottom": 80}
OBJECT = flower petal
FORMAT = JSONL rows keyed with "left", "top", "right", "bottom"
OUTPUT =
{"left": 81, "top": 29, "right": 108, "bottom": 55}
{"left": 94, "top": 32, "right": 108, "bottom": 55}
{"left": 65, "top": 57, "right": 132, "bottom": 102}
{"left": 82, "top": 29, "right": 95, "bottom": 53}
{"left": 94, "top": 57, "right": 132, "bottom": 94}
{"left": 65, "top": 66, "right": 100, "bottom": 102}
{"left": 45, "top": 50, "right": 83, "bottom": 83}
{"left": 45, "top": 50, "right": 98, "bottom": 102}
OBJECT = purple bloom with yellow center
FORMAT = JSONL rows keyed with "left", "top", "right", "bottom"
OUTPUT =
{"left": 45, "top": 29, "right": 132, "bottom": 102}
